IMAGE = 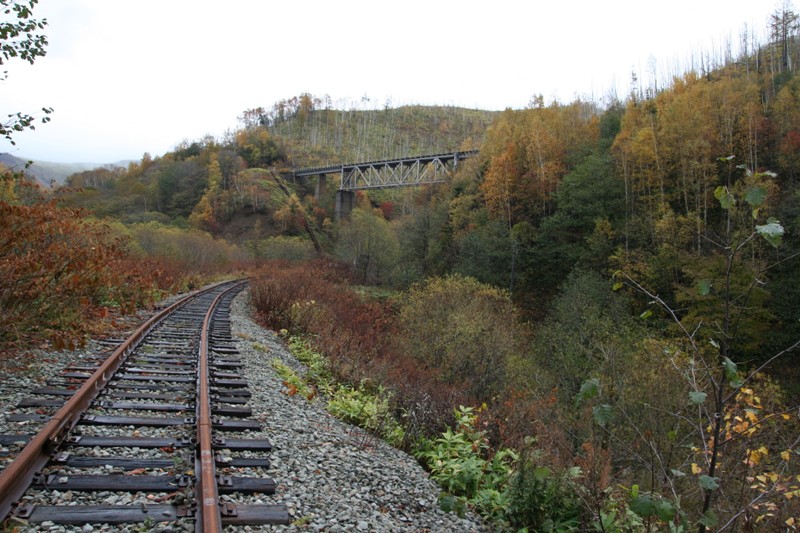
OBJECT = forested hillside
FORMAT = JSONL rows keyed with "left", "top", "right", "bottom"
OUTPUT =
{"left": 4, "top": 2, "right": 800, "bottom": 530}
{"left": 248, "top": 95, "right": 496, "bottom": 167}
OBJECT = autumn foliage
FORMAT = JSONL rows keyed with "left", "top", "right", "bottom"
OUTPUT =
{"left": 249, "top": 260, "right": 474, "bottom": 440}
{"left": 0, "top": 198, "right": 177, "bottom": 350}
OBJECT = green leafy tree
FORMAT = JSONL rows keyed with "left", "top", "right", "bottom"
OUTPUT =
{"left": 615, "top": 169, "right": 800, "bottom": 532}
{"left": 335, "top": 207, "right": 399, "bottom": 284}
{"left": 1, "top": 0, "right": 52, "bottom": 144}
{"left": 528, "top": 153, "right": 624, "bottom": 298}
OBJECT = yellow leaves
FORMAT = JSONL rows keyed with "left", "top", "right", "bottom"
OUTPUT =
{"left": 782, "top": 451, "right": 792, "bottom": 462}
{"left": 691, "top": 463, "right": 703, "bottom": 475}
{"left": 786, "top": 517, "right": 796, "bottom": 528}
{"left": 745, "top": 447, "right": 769, "bottom": 467}
{"left": 754, "top": 472, "right": 779, "bottom": 484}
{"left": 732, "top": 416, "right": 750, "bottom": 435}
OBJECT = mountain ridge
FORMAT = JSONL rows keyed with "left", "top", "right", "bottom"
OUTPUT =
{"left": 0, "top": 153, "right": 132, "bottom": 187}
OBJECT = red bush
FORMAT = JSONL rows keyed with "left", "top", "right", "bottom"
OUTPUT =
{"left": 249, "top": 260, "right": 477, "bottom": 442}
{"left": 0, "top": 200, "right": 179, "bottom": 350}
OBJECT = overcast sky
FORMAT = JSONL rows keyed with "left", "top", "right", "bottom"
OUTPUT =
{"left": 1, "top": 0, "right": 779, "bottom": 163}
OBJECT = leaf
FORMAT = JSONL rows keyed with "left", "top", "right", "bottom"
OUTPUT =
{"left": 698, "top": 475, "right": 720, "bottom": 491}
{"left": 723, "top": 357, "right": 743, "bottom": 388}
{"left": 756, "top": 220, "right": 784, "bottom": 248}
{"left": 629, "top": 495, "right": 656, "bottom": 517}
{"left": 698, "top": 510, "right": 718, "bottom": 528}
{"left": 640, "top": 309, "right": 653, "bottom": 319}
{"left": 654, "top": 499, "right": 677, "bottom": 522}
{"left": 709, "top": 338, "right": 720, "bottom": 349}
{"left": 744, "top": 186, "right": 767, "bottom": 208}
{"left": 697, "top": 280, "right": 712, "bottom": 296}
{"left": 592, "top": 404, "right": 614, "bottom": 427}
{"left": 691, "top": 463, "right": 702, "bottom": 475}
{"left": 671, "top": 468, "right": 686, "bottom": 477}
{"left": 576, "top": 378, "right": 600, "bottom": 404}
{"left": 723, "top": 357, "right": 738, "bottom": 381}
{"left": 612, "top": 281, "right": 624, "bottom": 291}
{"left": 533, "top": 466, "right": 551, "bottom": 481}
{"left": 714, "top": 186, "right": 735, "bottom": 210}
{"left": 689, "top": 391, "right": 707, "bottom": 405}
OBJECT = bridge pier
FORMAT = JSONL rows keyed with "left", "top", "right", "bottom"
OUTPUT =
{"left": 335, "top": 190, "right": 354, "bottom": 220}
{"left": 315, "top": 174, "right": 326, "bottom": 200}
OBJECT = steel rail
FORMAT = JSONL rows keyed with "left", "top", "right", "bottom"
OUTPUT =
{"left": 196, "top": 281, "right": 246, "bottom": 532}
{"left": 0, "top": 281, "right": 238, "bottom": 522}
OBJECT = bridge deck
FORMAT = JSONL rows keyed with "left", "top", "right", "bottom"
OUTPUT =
{"left": 293, "top": 150, "right": 478, "bottom": 179}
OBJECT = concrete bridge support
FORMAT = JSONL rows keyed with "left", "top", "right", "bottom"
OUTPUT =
{"left": 335, "top": 190, "right": 355, "bottom": 220}
{"left": 315, "top": 175, "right": 326, "bottom": 199}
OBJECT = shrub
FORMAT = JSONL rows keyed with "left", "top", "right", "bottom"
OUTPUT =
{"left": 505, "top": 441, "right": 582, "bottom": 532}
{"left": 271, "top": 359, "right": 312, "bottom": 398}
{"left": 249, "top": 261, "right": 472, "bottom": 444}
{"left": 127, "top": 221, "right": 248, "bottom": 271}
{"left": 0, "top": 201, "right": 175, "bottom": 349}
{"left": 397, "top": 274, "right": 524, "bottom": 400}
{"left": 259, "top": 235, "right": 316, "bottom": 261}
{"left": 416, "top": 406, "right": 517, "bottom": 523}
{"left": 328, "top": 384, "right": 405, "bottom": 446}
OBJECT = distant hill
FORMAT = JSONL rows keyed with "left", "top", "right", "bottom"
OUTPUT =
{"left": 260, "top": 99, "right": 499, "bottom": 168}
{"left": 0, "top": 153, "right": 131, "bottom": 187}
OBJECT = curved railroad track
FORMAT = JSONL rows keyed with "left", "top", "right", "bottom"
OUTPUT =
{"left": 0, "top": 280, "right": 289, "bottom": 531}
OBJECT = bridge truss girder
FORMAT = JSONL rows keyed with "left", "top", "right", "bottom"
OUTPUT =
{"left": 341, "top": 156, "right": 456, "bottom": 191}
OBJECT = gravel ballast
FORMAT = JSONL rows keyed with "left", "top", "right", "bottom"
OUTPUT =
{"left": 0, "top": 287, "right": 489, "bottom": 532}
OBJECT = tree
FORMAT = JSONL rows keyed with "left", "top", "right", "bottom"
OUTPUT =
{"left": 1, "top": 0, "right": 52, "bottom": 145}
{"left": 770, "top": 0, "right": 800, "bottom": 72}
{"left": 238, "top": 107, "right": 268, "bottom": 129}
{"left": 335, "top": 207, "right": 399, "bottom": 284}
{"left": 480, "top": 101, "right": 598, "bottom": 229}
{"left": 188, "top": 193, "right": 215, "bottom": 232}
{"left": 528, "top": 153, "right": 624, "bottom": 298}
{"left": 615, "top": 169, "right": 800, "bottom": 532}
{"left": 235, "top": 127, "right": 284, "bottom": 168}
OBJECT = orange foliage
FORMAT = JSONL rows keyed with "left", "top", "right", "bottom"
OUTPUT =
{"left": 0, "top": 200, "right": 178, "bottom": 350}
{"left": 481, "top": 102, "right": 598, "bottom": 226}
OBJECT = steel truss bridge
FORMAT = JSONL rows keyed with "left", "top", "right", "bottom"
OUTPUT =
{"left": 293, "top": 150, "right": 478, "bottom": 191}
{"left": 293, "top": 150, "right": 479, "bottom": 218}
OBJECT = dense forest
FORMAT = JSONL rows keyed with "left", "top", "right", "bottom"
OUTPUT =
{"left": 3, "top": 1, "right": 800, "bottom": 530}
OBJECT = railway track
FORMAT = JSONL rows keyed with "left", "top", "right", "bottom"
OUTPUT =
{"left": 0, "top": 280, "right": 289, "bottom": 531}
